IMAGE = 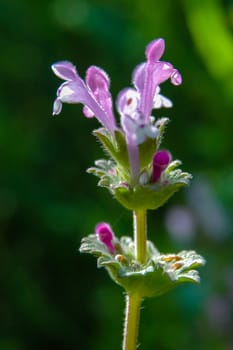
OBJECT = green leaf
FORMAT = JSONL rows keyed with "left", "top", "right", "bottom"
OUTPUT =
{"left": 114, "top": 161, "right": 192, "bottom": 210}
{"left": 114, "top": 182, "right": 186, "bottom": 210}
{"left": 88, "top": 154, "right": 192, "bottom": 211}
{"left": 79, "top": 235, "right": 206, "bottom": 298}
{"left": 93, "top": 128, "right": 129, "bottom": 169}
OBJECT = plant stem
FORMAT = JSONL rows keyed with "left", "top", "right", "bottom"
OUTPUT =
{"left": 133, "top": 209, "right": 147, "bottom": 264}
{"left": 122, "top": 210, "right": 147, "bottom": 350}
{"left": 123, "top": 293, "right": 142, "bottom": 350}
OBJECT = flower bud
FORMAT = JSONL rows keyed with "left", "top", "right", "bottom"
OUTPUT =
{"left": 95, "top": 222, "right": 116, "bottom": 254}
{"left": 151, "top": 150, "right": 171, "bottom": 182}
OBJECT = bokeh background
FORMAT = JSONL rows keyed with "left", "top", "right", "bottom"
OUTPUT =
{"left": 1, "top": 0, "right": 233, "bottom": 349}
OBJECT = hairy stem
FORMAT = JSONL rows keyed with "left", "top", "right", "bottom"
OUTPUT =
{"left": 123, "top": 294, "right": 142, "bottom": 350}
{"left": 122, "top": 210, "right": 147, "bottom": 350}
{"left": 134, "top": 209, "right": 147, "bottom": 264}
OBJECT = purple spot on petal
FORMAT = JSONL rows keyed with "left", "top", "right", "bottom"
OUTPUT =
{"left": 127, "top": 98, "right": 133, "bottom": 106}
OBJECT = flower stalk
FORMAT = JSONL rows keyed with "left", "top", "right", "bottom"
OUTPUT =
{"left": 123, "top": 293, "right": 142, "bottom": 350}
{"left": 122, "top": 209, "right": 147, "bottom": 350}
{"left": 134, "top": 209, "right": 147, "bottom": 264}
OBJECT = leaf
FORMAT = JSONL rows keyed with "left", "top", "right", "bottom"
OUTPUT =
{"left": 93, "top": 128, "right": 129, "bottom": 169}
{"left": 79, "top": 235, "right": 206, "bottom": 298}
{"left": 114, "top": 181, "right": 188, "bottom": 210}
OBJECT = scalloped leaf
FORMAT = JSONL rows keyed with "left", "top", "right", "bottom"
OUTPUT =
{"left": 88, "top": 156, "right": 192, "bottom": 211}
{"left": 80, "top": 235, "right": 206, "bottom": 298}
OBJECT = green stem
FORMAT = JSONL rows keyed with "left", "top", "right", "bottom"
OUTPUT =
{"left": 123, "top": 293, "right": 142, "bottom": 350}
{"left": 122, "top": 210, "right": 147, "bottom": 350}
{"left": 133, "top": 209, "right": 147, "bottom": 264}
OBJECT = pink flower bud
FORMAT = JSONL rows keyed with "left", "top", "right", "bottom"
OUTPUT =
{"left": 151, "top": 150, "right": 171, "bottom": 182}
{"left": 95, "top": 222, "right": 116, "bottom": 254}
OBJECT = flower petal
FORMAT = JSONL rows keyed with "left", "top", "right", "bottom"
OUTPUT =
{"left": 86, "top": 65, "right": 116, "bottom": 130}
{"left": 82, "top": 105, "right": 95, "bottom": 118}
{"left": 116, "top": 88, "right": 139, "bottom": 116}
{"left": 153, "top": 93, "right": 173, "bottom": 108}
{"left": 86, "top": 65, "right": 110, "bottom": 92}
{"left": 52, "top": 98, "right": 63, "bottom": 115}
{"left": 139, "top": 62, "right": 174, "bottom": 120}
{"left": 171, "top": 69, "right": 182, "bottom": 85}
{"left": 58, "top": 80, "right": 88, "bottom": 103}
{"left": 56, "top": 80, "right": 116, "bottom": 132}
{"left": 121, "top": 114, "right": 138, "bottom": 139}
{"left": 121, "top": 114, "right": 158, "bottom": 145}
{"left": 51, "top": 61, "right": 78, "bottom": 80}
{"left": 152, "top": 62, "right": 174, "bottom": 84}
{"left": 144, "top": 125, "right": 159, "bottom": 139}
{"left": 132, "top": 63, "right": 146, "bottom": 94}
{"left": 146, "top": 38, "right": 165, "bottom": 62}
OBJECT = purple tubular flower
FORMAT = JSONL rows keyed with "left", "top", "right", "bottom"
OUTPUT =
{"left": 115, "top": 39, "right": 181, "bottom": 183}
{"left": 151, "top": 150, "right": 171, "bottom": 183}
{"left": 133, "top": 38, "right": 182, "bottom": 122}
{"left": 95, "top": 222, "right": 116, "bottom": 254}
{"left": 52, "top": 61, "right": 117, "bottom": 133}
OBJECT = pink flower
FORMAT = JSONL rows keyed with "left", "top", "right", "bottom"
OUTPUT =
{"left": 133, "top": 38, "right": 182, "bottom": 122}
{"left": 116, "top": 39, "right": 181, "bottom": 182}
{"left": 52, "top": 62, "right": 117, "bottom": 133}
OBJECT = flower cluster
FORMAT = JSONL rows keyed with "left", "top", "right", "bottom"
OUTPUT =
{"left": 52, "top": 39, "right": 184, "bottom": 188}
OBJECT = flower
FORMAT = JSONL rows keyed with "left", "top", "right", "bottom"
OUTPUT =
{"left": 52, "top": 62, "right": 117, "bottom": 133}
{"left": 116, "top": 38, "right": 181, "bottom": 181}
{"left": 95, "top": 222, "right": 116, "bottom": 254}
{"left": 131, "top": 38, "right": 182, "bottom": 122}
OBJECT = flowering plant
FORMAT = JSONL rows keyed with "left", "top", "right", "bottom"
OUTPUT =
{"left": 52, "top": 38, "right": 205, "bottom": 350}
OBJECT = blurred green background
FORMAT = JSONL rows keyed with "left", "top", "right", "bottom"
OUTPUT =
{"left": 1, "top": 0, "right": 233, "bottom": 349}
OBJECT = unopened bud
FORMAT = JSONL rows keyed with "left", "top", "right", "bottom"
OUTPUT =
{"left": 95, "top": 222, "right": 116, "bottom": 254}
{"left": 151, "top": 150, "right": 171, "bottom": 182}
